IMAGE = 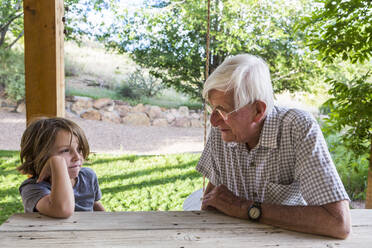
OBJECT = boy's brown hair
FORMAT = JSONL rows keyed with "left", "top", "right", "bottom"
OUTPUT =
{"left": 17, "top": 117, "right": 90, "bottom": 177}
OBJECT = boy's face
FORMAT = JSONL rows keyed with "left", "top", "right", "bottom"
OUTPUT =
{"left": 51, "top": 130, "right": 84, "bottom": 179}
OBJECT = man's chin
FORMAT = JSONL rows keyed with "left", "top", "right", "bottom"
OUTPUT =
{"left": 221, "top": 133, "right": 236, "bottom": 143}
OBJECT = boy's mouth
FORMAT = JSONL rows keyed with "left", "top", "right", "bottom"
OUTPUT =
{"left": 68, "top": 164, "right": 81, "bottom": 169}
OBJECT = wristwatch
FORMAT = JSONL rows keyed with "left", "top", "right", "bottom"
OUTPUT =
{"left": 247, "top": 202, "right": 262, "bottom": 221}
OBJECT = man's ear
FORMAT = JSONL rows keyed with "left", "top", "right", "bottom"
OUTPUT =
{"left": 253, "top": 101, "right": 266, "bottom": 123}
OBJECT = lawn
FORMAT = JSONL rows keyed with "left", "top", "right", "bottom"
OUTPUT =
{"left": 0, "top": 150, "right": 204, "bottom": 225}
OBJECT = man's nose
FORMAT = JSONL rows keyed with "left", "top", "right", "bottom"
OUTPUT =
{"left": 210, "top": 111, "right": 223, "bottom": 127}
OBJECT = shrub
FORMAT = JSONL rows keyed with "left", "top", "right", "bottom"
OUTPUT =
{"left": 0, "top": 49, "right": 25, "bottom": 101}
{"left": 65, "top": 56, "right": 84, "bottom": 77}
{"left": 324, "top": 131, "right": 369, "bottom": 201}
{"left": 126, "top": 68, "right": 164, "bottom": 97}
{"left": 116, "top": 83, "right": 141, "bottom": 99}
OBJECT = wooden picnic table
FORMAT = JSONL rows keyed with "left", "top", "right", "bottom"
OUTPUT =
{"left": 0, "top": 210, "right": 370, "bottom": 247}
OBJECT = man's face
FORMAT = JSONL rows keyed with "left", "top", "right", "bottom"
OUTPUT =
{"left": 208, "top": 90, "right": 261, "bottom": 146}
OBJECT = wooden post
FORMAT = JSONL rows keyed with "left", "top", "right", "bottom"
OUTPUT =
{"left": 23, "top": 0, "right": 65, "bottom": 124}
{"left": 366, "top": 138, "right": 372, "bottom": 209}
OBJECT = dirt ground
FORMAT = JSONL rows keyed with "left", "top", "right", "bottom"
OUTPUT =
{"left": 0, "top": 111, "right": 204, "bottom": 155}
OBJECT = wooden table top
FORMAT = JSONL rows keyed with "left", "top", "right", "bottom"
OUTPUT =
{"left": 0, "top": 210, "right": 371, "bottom": 247}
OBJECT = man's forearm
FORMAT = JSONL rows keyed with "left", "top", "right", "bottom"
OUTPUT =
{"left": 260, "top": 200, "right": 351, "bottom": 239}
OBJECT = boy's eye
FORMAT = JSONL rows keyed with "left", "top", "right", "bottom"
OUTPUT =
{"left": 60, "top": 149, "right": 69, "bottom": 153}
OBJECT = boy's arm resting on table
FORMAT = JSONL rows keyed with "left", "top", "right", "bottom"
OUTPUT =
{"left": 93, "top": 201, "right": 105, "bottom": 211}
{"left": 202, "top": 183, "right": 351, "bottom": 239}
{"left": 36, "top": 156, "right": 75, "bottom": 218}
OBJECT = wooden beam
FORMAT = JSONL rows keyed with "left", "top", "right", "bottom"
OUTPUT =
{"left": 366, "top": 138, "right": 372, "bottom": 209}
{"left": 23, "top": 0, "right": 65, "bottom": 124}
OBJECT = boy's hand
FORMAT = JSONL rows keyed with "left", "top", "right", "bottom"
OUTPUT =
{"left": 37, "top": 156, "right": 67, "bottom": 183}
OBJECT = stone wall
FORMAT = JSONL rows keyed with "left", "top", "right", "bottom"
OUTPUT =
{"left": 1, "top": 96, "right": 204, "bottom": 128}
{"left": 67, "top": 96, "right": 204, "bottom": 128}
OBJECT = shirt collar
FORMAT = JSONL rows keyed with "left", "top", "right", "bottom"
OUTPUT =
{"left": 257, "top": 106, "right": 279, "bottom": 149}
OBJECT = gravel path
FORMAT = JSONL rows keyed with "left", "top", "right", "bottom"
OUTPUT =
{"left": 0, "top": 111, "right": 204, "bottom": 155}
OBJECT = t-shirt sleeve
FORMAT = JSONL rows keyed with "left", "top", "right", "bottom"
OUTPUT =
{"left": 92, "top": 170, "right": 102, "bottom": 201}
{"left": 19, "top": 180, "right": 51, "bottom": 213}
{"left": 196, "top": 127, "right": 221, "bottom": 186}
{"left": 293, "top": 114, "right": 350, "bottom": 205}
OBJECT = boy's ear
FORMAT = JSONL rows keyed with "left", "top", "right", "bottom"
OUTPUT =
{"left": 253, "top": 100, "right": 266, "bottom": 123}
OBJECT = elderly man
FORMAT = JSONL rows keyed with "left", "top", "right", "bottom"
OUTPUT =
{"left": 196, "top": 54, "right": 350, "bottom": 239}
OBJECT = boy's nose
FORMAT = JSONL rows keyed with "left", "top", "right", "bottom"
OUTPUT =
{"left": 71, "top": 149, "right": 81, "bottom": 160}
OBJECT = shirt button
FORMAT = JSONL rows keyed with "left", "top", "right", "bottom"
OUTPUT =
{"left": 250, "top": 162, "right": 255, "bottom": 167}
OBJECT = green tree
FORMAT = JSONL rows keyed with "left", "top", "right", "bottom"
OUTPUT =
{"left": 0, "top": 0, "right": 116, "bottom": 48}
{"left": 302, "top": 0, "right": 372, "bottom": 156}
{"left": 0, "top": 0, "right": 23, "bottom": 48}
{"left": 102, "top": 0, "right": 321, "bottom": 100}
{"left": 302, "top": 0, "right": 372, "bottom": 205}
{"left": 302, "top": 0, "right": 372, "bottom": 63}
{"left": 0, "top": 0, "right": 115, "bottom": 101}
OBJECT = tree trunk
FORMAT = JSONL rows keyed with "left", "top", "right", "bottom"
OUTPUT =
{"left": 0, "top": 24, "right": 9, "bottom": 48}
{"left": 366, "top": 137, "right": 372, "bottom": 209}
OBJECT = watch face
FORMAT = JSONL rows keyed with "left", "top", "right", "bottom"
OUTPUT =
{"left": 249, "top": 207, "right": 261, "bottom": 219}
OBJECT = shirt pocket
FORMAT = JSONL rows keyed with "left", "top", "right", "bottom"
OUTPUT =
{"left": 264, "top": 181, "right": 306, "bottom": 206}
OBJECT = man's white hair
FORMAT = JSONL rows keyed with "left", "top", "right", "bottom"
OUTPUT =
{"left": 203, "top": 54, "right": 274, "bottom": 115}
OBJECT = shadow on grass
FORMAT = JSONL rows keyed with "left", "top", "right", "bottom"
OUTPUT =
{"left": 101, "top": 170, "right": 202, "bottom": 195}
{"left": 0, "top": 200, "right": 24, "bottom": 225}
{"left": 0, "top": 168, "right": 20, "bottom": 178}
{"left": 0, "top": 150, "right": 19, "bottom": 157}
{"left": 0, "top": 186, "right": 21, "bottom": 200}
{"left": 86, "top": 154, "right": 147, "bottom": 165}
{"left": 98, "top": 159, "right": 199, "bottom": 183}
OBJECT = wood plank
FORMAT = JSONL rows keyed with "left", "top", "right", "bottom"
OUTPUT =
{"left": 0, "top": 211, "right": 257, "bottom": 232}
{"left": 23, "top": 0, "right": 65, "bottom": 123}
{"left": 1, "top": 210, "right": 371, "bottom": 233}
{"left": 1, "top": 211, "right": 371, "bottom": 247}
{"left": 0, "top": 226, "right": 371, "bottom": 248}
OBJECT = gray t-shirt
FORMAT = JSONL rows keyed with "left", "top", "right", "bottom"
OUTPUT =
{"left": 19, "top": 167, "right": 102, "bottom": 213}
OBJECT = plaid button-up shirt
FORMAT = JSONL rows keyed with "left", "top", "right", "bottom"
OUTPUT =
{"left": 196, "top": 106, "right": 349, "bottom": 206}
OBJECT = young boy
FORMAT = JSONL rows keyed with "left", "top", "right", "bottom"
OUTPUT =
{"left": 18, "top": 117, "right": 105, "bottom": 218}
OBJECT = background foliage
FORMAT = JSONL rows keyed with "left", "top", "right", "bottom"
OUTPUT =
{"left": 302, "top": 0, "right": 372, "bottom": 161}
{"left": 302, "top": 0, "right": 372, "bottom": 63}
{"left": 101, "top": 0, "right": 323, "bottom": 100}
{"left": 0, "top": 0, "right": 371, "bottom": 202}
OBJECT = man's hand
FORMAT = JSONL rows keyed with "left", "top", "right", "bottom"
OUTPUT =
{"left": 202, "top": 184, "right": 252, "bottom": 219}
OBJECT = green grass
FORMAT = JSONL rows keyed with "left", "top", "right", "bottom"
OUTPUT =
{"left": 66, "top": 85, "right": 122, "bottom": 100}
{"left": 0, "top": 151, "right": 203, "bottom": 225}
{"left": 66, "top": 83, "right": 203, "bottom": 110}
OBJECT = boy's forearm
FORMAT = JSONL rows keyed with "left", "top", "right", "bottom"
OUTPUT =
{"left": 49, "top": 162, "right": 75, "bottom": 216}
{"left": 93, "top": 201, "right": 105, "bottom": 211}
